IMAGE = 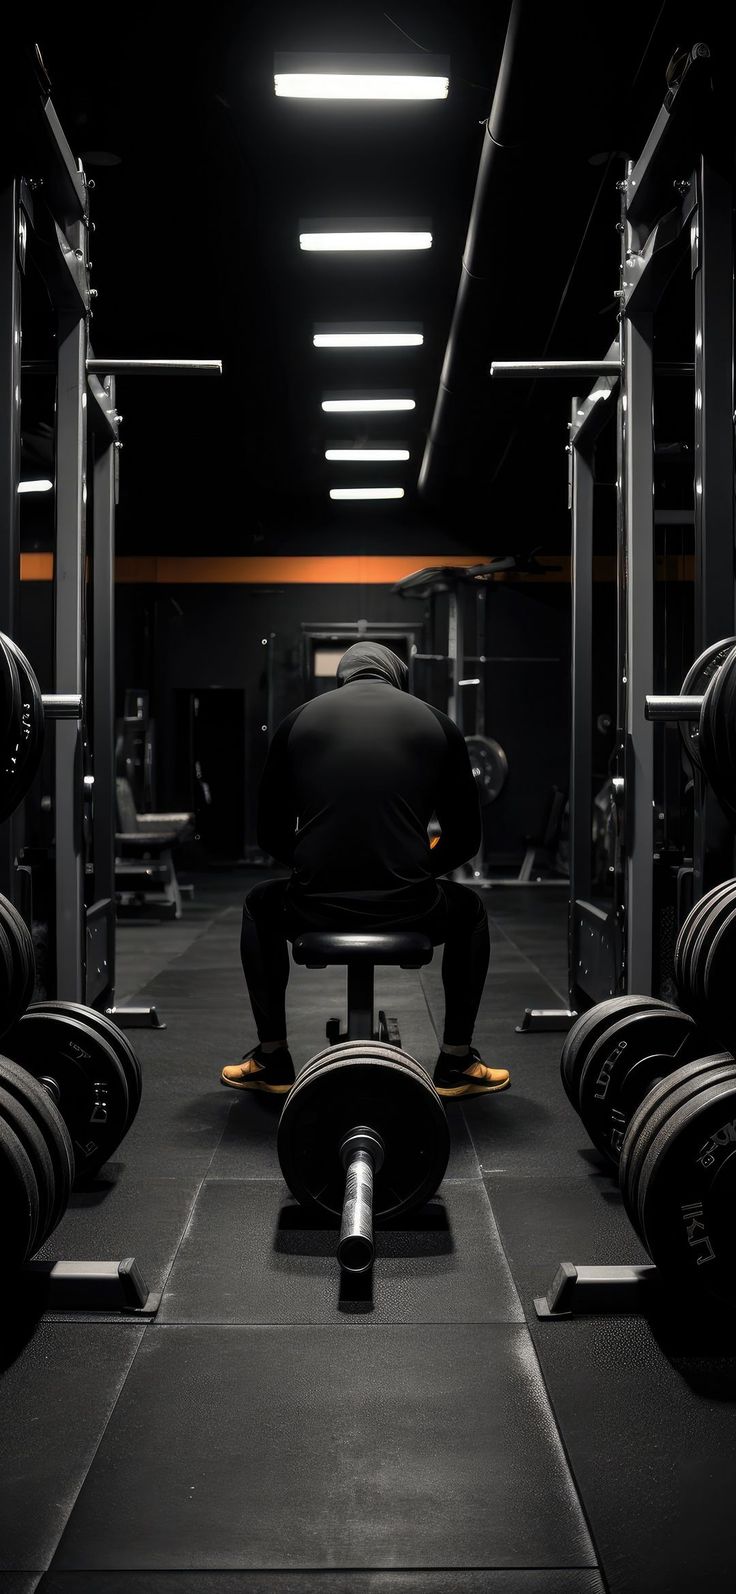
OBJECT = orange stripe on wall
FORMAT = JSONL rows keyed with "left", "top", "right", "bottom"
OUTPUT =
{"left": 112, "top": 555, "right": 486, "bottom": 584}
{"left": 20, "top": 553, "right": 54, "bottom": 580}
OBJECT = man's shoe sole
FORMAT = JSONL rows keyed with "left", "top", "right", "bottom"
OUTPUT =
{"left": 220, "top": 1074, "right": 294, "bottom": 1095}
{"left": 434, "top": 1077, "right": 511, "bottom": 1098}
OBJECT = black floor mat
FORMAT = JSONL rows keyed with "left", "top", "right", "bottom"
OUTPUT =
{"left": 158, "top": 1180, "right": 523, "bottom": 1325}
{"left": 51, "top": 1324, "right": 596, "bottom": 1572}
{"left": 0, "top": 1324, "right": 143, "bottom": 1572}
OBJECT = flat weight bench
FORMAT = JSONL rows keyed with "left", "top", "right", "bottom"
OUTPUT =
{"left": 291, "top": 931, "right": 433, "bottom": 1050}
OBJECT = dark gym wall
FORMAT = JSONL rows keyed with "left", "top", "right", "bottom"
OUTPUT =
{"left": 14, "top": 572, "right": 571, "bottom": 864}
{"left": 114, "top": 576, "right": 571, "bottom": 863}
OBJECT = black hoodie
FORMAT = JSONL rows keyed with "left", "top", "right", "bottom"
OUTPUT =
{"left": 257, "top": 641, "right": 481, "bottom": 925}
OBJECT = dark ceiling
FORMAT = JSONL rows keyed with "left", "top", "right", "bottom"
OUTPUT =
{"left": 11, "top": 1, "right": 726, "bottom": 556}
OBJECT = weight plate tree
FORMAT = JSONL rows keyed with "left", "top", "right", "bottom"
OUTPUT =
{"left": 278, "top": 1043, "right": 450, "bottom": 1273}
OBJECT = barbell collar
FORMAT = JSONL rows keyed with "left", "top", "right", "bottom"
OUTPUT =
{"left": 41, "top": 694, "right": 84, "bottom": 720}
{"left": 645, "top": 695, "right": 701, "bottom": 723}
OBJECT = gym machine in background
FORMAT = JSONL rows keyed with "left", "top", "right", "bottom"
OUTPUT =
{"left": 0, "top": 47, "right": 220, "bottom": 1020}
{"left": 492, "top": 41, "right": 734, "bottom": 1026}
{"left": 394, "top": 559, "right": 568, "bottom": 886}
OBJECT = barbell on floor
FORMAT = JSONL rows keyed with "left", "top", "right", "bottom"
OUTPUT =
{"left": 277, "top": 1039, "right": 450, "bottom": 1275}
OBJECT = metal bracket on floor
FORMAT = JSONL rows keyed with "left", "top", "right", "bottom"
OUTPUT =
{"left": 106, "top": 1004, "right": 167, "bottom": 1029}
{"left": 516, "top": 1008, "right": 577, "bottom": 1033}
{"left": 534, "top": 1261, "right": 659, "bottom": 1319}
{"left": 23, "top": 1257, "right": 161, "bottom": 1315}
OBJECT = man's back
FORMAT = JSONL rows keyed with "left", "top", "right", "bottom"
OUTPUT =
{"left": 257, "top": 675, "right": 481, "bottom": 926}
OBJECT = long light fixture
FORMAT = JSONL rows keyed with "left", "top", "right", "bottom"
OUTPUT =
{"left": 314, "top": 329, "right": 423, "bottom": 348}
{"left": 322, "top": 397, "right": 415, "bottom": 412}
{"left": 274, "top": 54, "right": 449, "bottom": 101}
{"left": 300, "top": 230, "right": 431, "bottom": 251}
{"left": 18, "top": 479, "right": 53, "bottom": 494}
{"left": 325, "top": 448, "right": 410, "bottom": 462}
{"left": 330, "top": 487, "right": 405, "bottom": 500}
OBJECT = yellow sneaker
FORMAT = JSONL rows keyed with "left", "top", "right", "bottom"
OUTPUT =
{"left": 433, "top": 1047, "right": 510, "bottom": 1098}
{"left": 221, "top": 1044, "right": 295, "bottom": 1095}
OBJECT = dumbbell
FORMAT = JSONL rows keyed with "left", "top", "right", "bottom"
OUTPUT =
{"left": 277, "top": 1039, "right": 450, "bottom": 1274}
{"left": 645, "top": 637, "right": 736, "bottom": 819}
{"left": 562, "top": 996, "right": 736, "bottom": 1305}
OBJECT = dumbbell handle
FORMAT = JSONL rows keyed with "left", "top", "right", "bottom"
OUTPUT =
{"left": 337, "top": 1126, "right": 385, "bottom": 1275}
{"left": 645, "top": 695, "right": 701, "bottom": 723}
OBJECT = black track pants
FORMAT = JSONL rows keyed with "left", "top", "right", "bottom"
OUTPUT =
{"left": 240, "top": 877, "right": 490, "bottom": 1047}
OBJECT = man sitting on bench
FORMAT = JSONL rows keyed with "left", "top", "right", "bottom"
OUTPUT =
{"left": 222, "top": 641, "right": 510, "bottom": 1100}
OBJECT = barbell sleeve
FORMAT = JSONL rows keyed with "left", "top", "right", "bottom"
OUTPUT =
{"left": 645, "top": 695, "right": 702, "bottom": 722}
{"left": 337, "top": 1150, "right": 375, "bottom": 1274}
{"left": 41, "top": 694, "right": 83, "bottom": 720}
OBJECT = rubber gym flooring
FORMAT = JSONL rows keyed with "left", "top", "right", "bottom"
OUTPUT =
{"left": 1, "top": 874, "right": 736, "bottom": 1593}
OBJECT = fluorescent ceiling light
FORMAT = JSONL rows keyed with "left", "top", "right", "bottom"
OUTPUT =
{"left": 314, "top": 330, "right": 423, "bottom": 348}
{"left": 274, "top": 53, "right": 449, "bottom": 100}
{"left": 276, "top": 73, "right": 448, "bottom": 100}
{"left": 325, "top": 448, "right": 410, "bottom": 461}
{"left": 18, "top": 478, "right": 53, "bottom": 494}
{"left": 300, "top": 231, "right": 431, "bottom": 251}
{"left": 322, "top": 397, "right": 415, "bottom": 412}
{"left": 330, "top": 487, "right": 405, "bottom": 500}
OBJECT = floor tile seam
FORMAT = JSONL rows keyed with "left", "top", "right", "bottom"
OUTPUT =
{"left": 145, "top": 1320, "right": 536, "bottom": 1331}
{"left": 472, "top": 1172, "right": 598, "bottom": 1561}
{"left": 486, "top": 916, "right": 568, "bottom": 1007}
{"left": 42, "top": 1327, "right": 148, "bottom": 1575}
{"left": 121, "top": 904, "right": 240, "bottom": 1004}
{"left": 30, "top": 1562, "right": 604, "bottom": 1575}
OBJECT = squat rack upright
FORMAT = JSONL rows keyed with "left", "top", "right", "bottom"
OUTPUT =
{"left": 0, "top": 47, "right": 221, "bottom": 1013}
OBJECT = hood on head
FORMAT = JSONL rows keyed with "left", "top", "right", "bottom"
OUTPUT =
{"left": 335, "top": 641, "right": 409, "bottom": 691}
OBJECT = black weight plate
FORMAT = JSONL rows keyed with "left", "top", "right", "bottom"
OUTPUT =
{"left": 278, "top": 1052, "right": 449, "bottom": 1222}
{"left": 577, "top": 1007, "right": 705, "bottom": 1165}
{"left": 0, "top": 1054, "right": 74, "bottom": 1237}
{"left": 465, "top": 736, "right": 509, "bottom": 806}
{"left": 0, "top": 633, "right": 18, "bottom": 747}
{"left": 297, "top": 1037, "right": 425, "bottom": 1088}
{"left": 687, "top": 891, "right": 736, "bottom": 1018}
{"left": 620, "top": 1053, "right": 734, "bottom": 1239}
{"left": 702, "top": 905, "right": 736, "bottom": 1052}
{"left": 31, "top": 1002, "right": 143, "bottom": 1125}
{"left": 560, "top": 995, "right": 674, "bottom": 1108}
{"left": 0, "top": 633, "right": 45, "bottom": 821}
{"left": 5, "top": 1009, "right": 130, "bottom": 1179}
{"left": 679, "top": 640, "right": 736, "bottom": 773}
{"left": 709, "top": 648, "right": 736, "bottom": 817}
{"left": 0, "top": 921, "right": 15, "bottom": 1032}
{"left": 0, "top": 1111, "right": 40, "bottom": 1266}
{"left": 0, "top": 1080, "right": 55, "bottom": 1254}
{"left": 700, "top": 652, "right": 736, "bottom": 825}
{"left": 674, "top": 880, "right": 736, "bottom": 1002}
{"left": 638, "top": 1069, "right": 736, "bottom": 1304}
{"left": 0, "top": 635, "right": 22, "bottom": 823}
{"left": 0, "top": 896, "right": 36, "bottom": 1031}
